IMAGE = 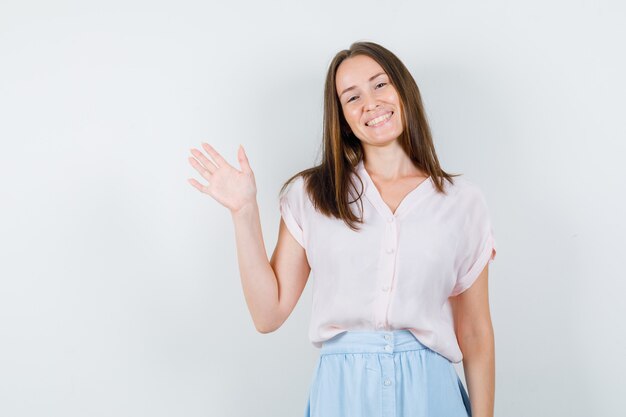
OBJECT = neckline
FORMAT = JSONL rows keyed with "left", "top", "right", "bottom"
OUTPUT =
{"left": 355, "top": 159, "right": 434, "bottom": 219}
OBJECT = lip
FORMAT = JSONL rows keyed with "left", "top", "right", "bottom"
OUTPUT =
{"left": 366, "top": 111, "right": 394, "bottom": 128}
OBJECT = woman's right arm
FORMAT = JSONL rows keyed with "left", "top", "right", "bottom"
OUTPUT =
{"left": 188, "top": 143, "right": 310, "bottom": 333}
{"left": 231, "top": 202, "right": 310, "bottom": 333}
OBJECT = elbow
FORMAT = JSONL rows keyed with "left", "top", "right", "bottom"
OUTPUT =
{"left": 255, "top": 323, "right": 276, "bottom": 334}
{"left": 457, "top": 326, "right": 495, "bottom": 354}
{"left": 254, "top": 317, "right": 283, "bottom": 334}
{"left": 253, "top": 304, "right": 286, "bottom": 334}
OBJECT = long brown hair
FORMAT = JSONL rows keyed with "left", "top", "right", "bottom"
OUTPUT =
{"left": 279, "top": 41, "right": 460, "bottom": 232}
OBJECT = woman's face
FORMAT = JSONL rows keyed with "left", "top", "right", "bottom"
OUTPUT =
{"left": 335, "top": 54, "right": 404, "bottom": 146}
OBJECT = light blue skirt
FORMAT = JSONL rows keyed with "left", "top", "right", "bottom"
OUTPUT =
{"left": 303, "top": 330, "right": 472, "bottom": 417}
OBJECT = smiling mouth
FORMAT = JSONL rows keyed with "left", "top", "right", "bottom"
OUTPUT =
{"left": 366, "top": 111, "right": 393, "bottom": 127}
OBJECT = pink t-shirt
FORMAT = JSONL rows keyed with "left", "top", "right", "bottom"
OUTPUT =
{"left": 279, "top": 158, "right": 497, "bottom": 364}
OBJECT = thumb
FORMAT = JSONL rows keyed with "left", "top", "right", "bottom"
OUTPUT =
{"left": 237, "top": 144, "right": 251, "bottom": 173}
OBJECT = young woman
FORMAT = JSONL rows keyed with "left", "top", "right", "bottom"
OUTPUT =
{"left": 188, "top": 41, "right": 497, "bottom": 417}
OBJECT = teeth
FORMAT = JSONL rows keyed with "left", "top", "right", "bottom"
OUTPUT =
{"left": 366, "top": 112, "right": 392, "bottom": 126}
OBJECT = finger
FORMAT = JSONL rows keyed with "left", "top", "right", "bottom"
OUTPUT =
{"left": 190, "top": 148, "right": 218, "bottom": 174}
{"left": 201, "top": 142, "right": 229, "bottom": 168}
{"left": 238, "top": 144, "right": 251, "bottom": 174}
{"left": 188, "top": 157, "right": 212, "bottom": 181}
{"left": 188, "top": 178, "right": 209, "bottom": 193}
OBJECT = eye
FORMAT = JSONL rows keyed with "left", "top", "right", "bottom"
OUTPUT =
{"left": 347, "top": 96, "right": 358, "bottom": 103}
{"left": 376, "top": 82, "right": 387, "bottom": 88}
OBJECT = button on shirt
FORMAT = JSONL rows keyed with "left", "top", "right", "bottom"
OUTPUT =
{"left": 278, "top": 159, "right": 497, "bottom": 364}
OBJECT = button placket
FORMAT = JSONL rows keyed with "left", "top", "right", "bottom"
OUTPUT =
{"left": 372, "top": 200, "right": 402, "bottom": 332}
{"left": 383, "top": 332, "right": 393, "bottom": 352}
{"left": 374, "top": 217, "right": 399, "bottom": 327}
{"left": 385, "top": 220, "right": 396, "bottom": 254}
{"left": 381, "top": 219, "right": 396, "bottom": 290}
{"left": 380, "top": 332, "right": 396, "bottom": 416}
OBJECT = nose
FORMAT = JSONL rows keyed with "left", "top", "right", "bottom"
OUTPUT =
{"left": 360, "top": 89, "right": 379, "bottom": 111}
{"left": 363, "top": 96, "right": 380, "bottom": 111}
{"left": 365, "top": 103, "right": 379, "bottom": 111}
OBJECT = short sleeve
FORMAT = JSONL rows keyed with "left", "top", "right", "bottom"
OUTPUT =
{"left": 450, "top": 185, "right": 497, "bottom": 296}
{"left": 279, "top": 177, "right": 306, "bottom": 249}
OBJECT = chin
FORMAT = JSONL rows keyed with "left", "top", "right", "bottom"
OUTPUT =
{"left": 372, "top": 127, "right": 404, "bottom": 142}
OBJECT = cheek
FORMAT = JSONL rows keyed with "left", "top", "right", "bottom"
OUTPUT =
{"left": 344, "top": 108, "right": 360, "bottom": 126}
{"left": 388, "top": 94, "right": 402, "bottom": 115}
{"left": 386, "top": 90, "right": 400, "bottom": 104}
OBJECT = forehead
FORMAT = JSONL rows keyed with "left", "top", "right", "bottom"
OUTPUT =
{"left": 335, "top": 55, "right": 386, "bottom": 91}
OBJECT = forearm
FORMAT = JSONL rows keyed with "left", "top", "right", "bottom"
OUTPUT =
{"left": 459, "top": 329, "right": 495, "bottom": 417}
{"left": 230, "top": 200, "right": 280, "bottom": 333}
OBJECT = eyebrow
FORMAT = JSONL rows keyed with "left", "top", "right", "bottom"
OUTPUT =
{"left": 339, "top": 71, "right": 387, "bottom": 98}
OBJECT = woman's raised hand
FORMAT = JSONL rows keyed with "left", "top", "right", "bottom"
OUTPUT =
{"left": 187, "top": 143, "right": 257, "bottom": 214}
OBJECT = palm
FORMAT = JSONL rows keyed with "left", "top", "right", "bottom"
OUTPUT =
{"left": 187, "top": 143, "right": 256, "bottom": 212}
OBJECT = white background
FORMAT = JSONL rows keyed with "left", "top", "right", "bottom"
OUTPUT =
{"left": 1, "top": 0, "right": 624, "bottom": 416}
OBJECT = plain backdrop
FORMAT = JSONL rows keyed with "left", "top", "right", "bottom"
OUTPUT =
{"left": 1, "top": 0, "right": 625, "bottom": 416}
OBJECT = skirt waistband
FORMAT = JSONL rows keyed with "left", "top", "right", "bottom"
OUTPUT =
{"left": 320, "top": 330, "right": 428, "bottom": 355}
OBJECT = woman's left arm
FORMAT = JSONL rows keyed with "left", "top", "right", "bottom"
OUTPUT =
{"left": 449, "top": 263, "right": 495, "bottom": 417}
